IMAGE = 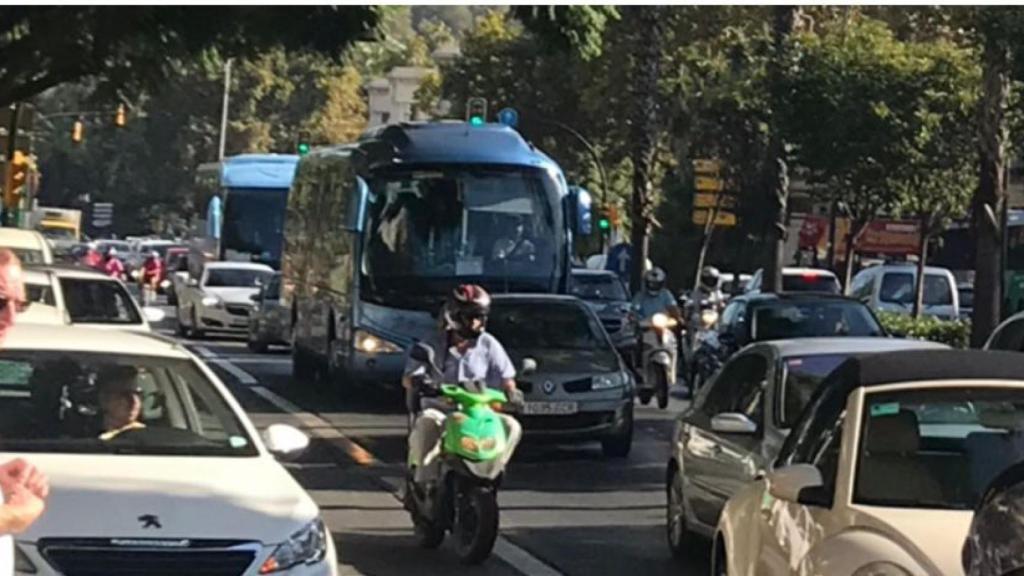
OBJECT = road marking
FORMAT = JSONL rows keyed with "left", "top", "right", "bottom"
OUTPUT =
{"left": 193, "top": 346, "right": 217, "bottom": 359}
{"left": 209, "top": 359, "right": 258, "bottom": 385}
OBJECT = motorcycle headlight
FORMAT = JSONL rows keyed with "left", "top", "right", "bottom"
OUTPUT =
{"left": 260, "top": 518, "right": 328, "bottom": 573}
{"left": 852, "top": 562, "right": 913, "bottom": 576}
{"left": 592, "top": 374, "right": 623, "bottom": 390}
{"left": 700, "top": 309, "right": 719, "bottom": 328}
{"left": 201, "top": 295, "right": 222, "bottom": 308}
{"left": 354, "top": 329, "right": 402, "bottom": 354}
{"left": 14, "top": 544, "right": 36, "bottom": 573}
{"left": 651, "top": 313, "right": 671, "bottom": 329}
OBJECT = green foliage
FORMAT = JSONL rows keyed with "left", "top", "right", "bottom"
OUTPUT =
{"left": 512, "top": 6, "right": 619, "bottom": 60}
{"left": 877, "top": 311, "right": 971, "bottom": 348}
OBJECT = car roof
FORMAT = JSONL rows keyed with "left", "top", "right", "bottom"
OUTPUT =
{"left": 782, "top": 267, "right": 837, "bottom": 277}
{"left": 2, "top": 324, "right": 189, "bottom": 358}
{"left": 203, "top": 261, "right": 274, "bottom": 271}
{"left": 26, "top": 264, "right": 116, "bottom": 281}
{"left": 755, "top": 337, "right": 947, "bottom": 358}
{"left": 733, "top": 292, "right": 860, "bottom": 304}
{"left": 491, "top": 294, "right": 585, "bottom": 305}
{"left": 22, "top": 269, "right": 51, "bottom": 284}
{"left": 824, "top": 349, "right": 1024, "bottom": 392}
{"left": 0, "top": 229, "right": 46, "bottom": 249}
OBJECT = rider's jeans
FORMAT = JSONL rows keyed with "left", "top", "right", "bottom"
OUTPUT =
{"left": 408, "top": 408, "right": 522, "bottom": 483}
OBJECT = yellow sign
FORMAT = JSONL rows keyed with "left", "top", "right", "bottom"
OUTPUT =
{"left": 694, "top": 193, "right": 736, "bottom": 209}
{"left": 693, "top": 159, "right": 722, "bottom": 174}
{"left": 695, "top": 176, "right": 724, "bottom": 192}
{"left": 692, "top": 209, "right": 737, "bottom": 227}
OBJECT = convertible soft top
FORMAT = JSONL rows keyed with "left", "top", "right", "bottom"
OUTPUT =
{"left": 827, "top": 349, "right": 1024, "bottom": 392}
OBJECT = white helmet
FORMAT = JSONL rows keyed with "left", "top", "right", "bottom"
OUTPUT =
{"left": 107, "top": 247, "right": 118, "bottom": 257}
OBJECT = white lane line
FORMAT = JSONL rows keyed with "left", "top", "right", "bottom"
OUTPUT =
{"left": 209, "top": 359, "right": 258, "bottom": 385}
{"left": 193, "top": 346, "right": 217, "bottom": 359}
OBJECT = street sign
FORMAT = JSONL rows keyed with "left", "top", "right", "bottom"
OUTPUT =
{"left": 692, "top": 209, "right": 737, "bottom": 227}
{"left": 692, "top": 159, "right": 721, "bottom": 174}
{"left": 694, "top": 193, "right": 736, "bottom": 209}
{"left": 92, "top": 202, "right": 114, "bottom": 228}
{"left": 497, "top": 107, "right": 519, "bottom": 128}
{"left": 695, "top": 176, "right": 724, "bottom": 192}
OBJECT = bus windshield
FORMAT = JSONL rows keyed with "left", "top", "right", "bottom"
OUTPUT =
{"left": 361, "top": 168, "right": 560, "bottom": 307}
{"left": 221, "top": 188, "right": 288, "bottom": 268}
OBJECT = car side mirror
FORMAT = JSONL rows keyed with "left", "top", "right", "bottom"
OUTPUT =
{"left": 521, "top": 357, "right": 538, "bottom": 376}
{"left": 768, "top": 464, "right": 826, "bottom": 504}
{"left": 710, "top": 412, "right": 758, "bottom": 435}
{"left": 262, "top": 423, "right": 310, "bottom": 461}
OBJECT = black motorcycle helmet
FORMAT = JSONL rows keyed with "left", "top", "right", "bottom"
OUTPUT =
{"left": 644, "top": 267, "right": 667, "bottom": 295}
{"left": 443, "top": 284, "right": 492, "bottom": 340}
{"left": 700, "top": 266, "right": 721, "bottom": 292}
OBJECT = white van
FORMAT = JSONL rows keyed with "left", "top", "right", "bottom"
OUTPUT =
{"left": 0, "top": 228, "right": 53, "bottom": 264}
{"left": 849, "top": 263, "right": 959, "bottom": 320}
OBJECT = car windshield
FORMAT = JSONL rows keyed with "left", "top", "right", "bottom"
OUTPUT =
{"left": 488, "top": 302, "right": 619, "bottom": 372}
{"left": 361, "top": 168, "right": 560, "bottom": 309}
{"left": 10, "top": 248, "right": 44, "bottom": 264}
{"left": 782, "top": 273, "right": 840, "bottom": 293}
{"left": 752, "top": 300, "right": 884, "bottom": 341}
{"left": 0, "top": 351, "right": 257, "bottom": 456}
{"left": 222, "top": 188, "right": 288, "bottom": 267}
{"left": 570, "top": 273, "right": 627, "bottom": 302}
{"left": 204, "top": 269, "right": 270, "bottom": 288}
{"left": 879, "top": 272, "right": 953, "bottom": 306}
{"left": 779, "top": 354, "right": 850, "bottom": 427}
{"left": 60, "top": 278, "right": 141, "bottom": 325}
{"left": 856, "top": 387, "right": 1024, "bottom": 511}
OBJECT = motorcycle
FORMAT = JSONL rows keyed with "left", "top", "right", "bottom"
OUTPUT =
{"left": 637, "top": 312, "right": 678, "bottom": 409}
{"left": 404, "top": 342, "right": 515, "bottom": 565}
{"left": 689, "top": 306, "right": 724, "bottom": 394}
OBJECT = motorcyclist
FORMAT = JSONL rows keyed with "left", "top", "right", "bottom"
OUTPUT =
{"left": 632, "top": 267, "right": 681, "bottom": 322}
{"left": 402, "top": 284, "right": 524, "bottom": 488}
{"left": 687, "top": 266, "right": 726, "bottom": 318}
{"left": 139, "top": 250, "right": 163, "bottom": 305}
{"left": 103, "top": 248, "right": 125, "bottom": 281}
{"left": 81, "top": 242, "right": 103, "bottom": 270}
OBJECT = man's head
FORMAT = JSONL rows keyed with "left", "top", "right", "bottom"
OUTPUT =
{"left": 0, "top": 249, "right": 26, "bottom": 345}
{"left": 700, "top": 266, "right": 721, "bottom": 292}
{"left": 644, "top": 267, "right": 667, "bottom": 295}
{"left": 97, "top": 366, "right": 143, "bottom": 430}
{"left": 443, "top": 284, "right": 491, "bottom": 341}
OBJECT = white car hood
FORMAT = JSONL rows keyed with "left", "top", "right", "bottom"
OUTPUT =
{"left": 203, "top": 287, "right": 259, "bottom": 304}
{"left": 17, "top": 453, "right": 317, "bottom": 544}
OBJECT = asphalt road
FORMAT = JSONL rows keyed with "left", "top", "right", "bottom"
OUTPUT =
{"left": 155, "top": 306, "right": 712, "bottom": 576}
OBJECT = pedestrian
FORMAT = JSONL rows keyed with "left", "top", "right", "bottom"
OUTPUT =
{"left": 81, "top": 242, "right": 102, "bottom": 271}
{"left": 0, "top": 248, "right": 50, "bottom": 574}
{"left": 139, "top": 251, "right": 162, "bottom": 306}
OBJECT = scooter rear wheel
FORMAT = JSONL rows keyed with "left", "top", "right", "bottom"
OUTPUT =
{"left": 638, "top": 389, "right": 653, "bottom": 405}
{"left": 453, "top": 485, "right": 499, "bottom": 565}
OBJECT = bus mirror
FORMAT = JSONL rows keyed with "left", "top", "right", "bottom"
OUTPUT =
{"left": 343, "top": 177, "right": 369, "bottom": 233}
{"left": 568, "top": 186, "right": 593, "bottom": 236}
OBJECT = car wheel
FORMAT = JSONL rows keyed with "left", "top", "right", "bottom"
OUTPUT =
{"left": 175, "top": 305, "right": 188, "bottom": 337}
{"left": 667, "top": 464, "right": 696, "bottom": 560}
{"left": 601, "top": 404, "right": 633, "bottom": 458}
{"left": 191, "top": 308, "right": 204, "bottom": 339}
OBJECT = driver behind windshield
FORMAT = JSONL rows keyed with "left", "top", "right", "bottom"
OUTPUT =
{"left": 97, "top": 367, "right": 145, "bottom": 441}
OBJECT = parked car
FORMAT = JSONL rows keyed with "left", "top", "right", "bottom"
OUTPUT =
{"left": 0, "top": 323, "right": 336, "bottom": 575}
{"left": 569, "top": 268, "right": 637, "bottom": 358}
{"left": 958, "top": 281, "right": 973, "bottom": 321}
{"left": 714, "top": 348, "right": 1024, "bottom": 576}
{"left": 849, "top": 263, "right": 960, "bottom": 320}
{"left": 666, "top": 337, "right": 946, "bottom": 558}
{"left": 248, "top": 273, "right": 290, "bottom": 353}
{"left": 0, "top": 228, "right": 53, "bottom": 265}
{"left": 746, "top": 267, "right": 842, "bottom": 294}
{"left": 164, "top": 248, "right": 191, "bottom": 305}
{"left": 487, "top": 295, "right": 635, "bottom": 458}
{"left": 714, "top": 293, "right": 887, "bottom": 364}
{"left": 22, "top": 265, "right": 164, "bottom": 332}
{"left": 719, "top": 272, "right": 752, "bottom": 296}
{"left": 176, "top": 261, "right": 274, "bottom": 338}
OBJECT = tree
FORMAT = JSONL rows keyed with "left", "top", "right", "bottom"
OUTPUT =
{"left": 0, "top": 6, "right": 378, "bottom": 106}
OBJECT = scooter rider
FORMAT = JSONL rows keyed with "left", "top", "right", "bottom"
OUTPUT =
{"left": 632, "top": 267, "right": 682, "bottom": 322}
{"left": 402, "top": 284, "right": 524, "bottom": 486}
{"left": 687, "top": 266, "right": 726, "bottom": 317}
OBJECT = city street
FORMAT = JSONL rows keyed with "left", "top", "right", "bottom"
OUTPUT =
{"left": 151, "top": 308, "right": 708, "bottom": 576}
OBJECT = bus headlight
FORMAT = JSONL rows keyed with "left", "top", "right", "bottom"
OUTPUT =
{"left": 354, "top": 330, "right": 402, "bottom": 354}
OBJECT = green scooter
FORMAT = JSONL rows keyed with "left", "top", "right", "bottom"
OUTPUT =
{"left": 404, "top": 342, "right": 515, "bottom": 565}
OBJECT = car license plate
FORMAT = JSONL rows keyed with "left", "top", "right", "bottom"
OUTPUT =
{"left": 522, "top": 401, "right": 578, "bottom": 415}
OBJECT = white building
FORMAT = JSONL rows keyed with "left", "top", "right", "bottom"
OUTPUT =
{"left": 365, "top": 67, "right": 433, "bottom": 127}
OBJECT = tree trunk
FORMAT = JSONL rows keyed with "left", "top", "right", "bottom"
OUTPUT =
{"left": 843, "top": 219, "right": 868, "bottom": 293}
{"left": 971, "top": 37, "right": 1011, "bottom": 347}
{"left": 762, "top": 6, "right": 799, "bottom": 293}
{"left": 913, "top": 218, "right": 931, "bottom": 319}
{"left": 628, "top": 6, "right": 664, "bottom": 294}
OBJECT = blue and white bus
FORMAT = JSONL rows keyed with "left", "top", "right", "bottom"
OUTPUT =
{"left": 282, "top": 122, "right": 592, "bottom": 391}
{"left": 198, "top": 154, "right": 299, "bottom": 269}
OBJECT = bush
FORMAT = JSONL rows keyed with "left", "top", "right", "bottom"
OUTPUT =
{"left": 876, "top": 311, "right": 970, "bottom": 349}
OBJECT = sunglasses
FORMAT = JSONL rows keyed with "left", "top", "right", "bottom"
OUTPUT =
{"left": 0, "top": 296, "right": 29, "bottom": 313}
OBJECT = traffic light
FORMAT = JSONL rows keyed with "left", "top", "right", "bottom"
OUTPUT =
{"left": 296, "top": 130, "right": 311, "bottom": 156}
{"left": 114, "top": 104, "right": 126, "bottom": 128}
{"left": 598, "top": 207, "right": 611, "bottom": 231}
{"left": 71, "top": 120, "right": 83, "bottom": 144}
{"left": 466, "top": 97, "right": 487, "bottom": 126}
{"left": 4, "top": 151, "right": 29, "bottom": 210}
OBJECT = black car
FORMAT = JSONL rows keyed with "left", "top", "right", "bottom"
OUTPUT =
{"left": 569, "top": 269, "right": 637, "bottom": 357}
{"left": 716, "top": 293, "right": 887, "bottom": 359}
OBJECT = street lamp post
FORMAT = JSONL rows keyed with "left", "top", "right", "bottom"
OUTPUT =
{"left": 218, "top": 58, "right": 233, "bottom": 162}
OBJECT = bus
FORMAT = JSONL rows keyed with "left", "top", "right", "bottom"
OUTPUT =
{"left": 282, "top": 122, "right": 592, "bottom": 392}
{"left": 933, "top": 209, "right": 1024, "bottom": 314}
{"left": 197, "top": 154, "right": 299, "bottom": 269}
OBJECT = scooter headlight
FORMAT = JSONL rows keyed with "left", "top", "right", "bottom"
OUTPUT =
{"left": 260, "top": 518, "right": 328, "bottom": 573}
{"left": 651, "top": 313, "right": 672, "bottom": 330}
{"left": 700, "top": 309, "right": 719, "bottom": 328}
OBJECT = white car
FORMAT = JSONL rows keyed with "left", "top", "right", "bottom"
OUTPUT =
{"left": 0, "top": 228, "right": 53, "bottom": 265}
{"left": 176, "top": 262, "right": 274, "bottom": 338}
{"left": 0, "top": 324, "right": 336, "bottom": 575}
{"left": 849, "top": 263, "right": 960, "bottom": 321}
{"left": 714, "top": 348, "right": 1024, "bottom": 576}
{"left": 746, "top": 267, "right": 842, "bottom": 295}
{"left": 21, "top": 265, "right": 164, "bottom": 332}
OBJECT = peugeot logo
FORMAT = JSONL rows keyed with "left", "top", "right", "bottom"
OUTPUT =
{"left": 138, "top": 514, "right": 162, "bottom": 529}
{"left": 542, "top": 380, "right": 556, "bottom": 395}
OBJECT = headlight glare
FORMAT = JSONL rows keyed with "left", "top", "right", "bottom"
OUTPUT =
{"left": 260, "top": 518, "right": 328, "bottom": 573}
{"left": 201, "top": 295, "right": 221, "bottom": 307}
{"left": 354, "top": 329, "right": 402, "bottom": 354}
{"left": 592, "top": 374, "right": 622, "bottom": 390}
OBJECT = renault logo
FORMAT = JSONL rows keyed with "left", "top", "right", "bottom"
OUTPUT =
{"left": 138, "top": 514, "right": 162, "bottom": 529}
{"left": 542, "top": 381, "right": 556, "bottom": 395}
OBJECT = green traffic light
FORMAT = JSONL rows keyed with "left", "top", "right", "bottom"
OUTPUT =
{"left": 297, "top": 143, "right": 310, "bottom": 155}
{"left": 469, "top": 116, "right": 485, "bottom": 126}
{"left": 598, "top": 218, "right": 611, "bottom": 230}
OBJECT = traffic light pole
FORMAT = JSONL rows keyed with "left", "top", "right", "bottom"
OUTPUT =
{"left": 3, "top": 103, "right": 21, "bottom": 227}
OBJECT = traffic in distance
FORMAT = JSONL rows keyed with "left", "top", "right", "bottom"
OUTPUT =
{"left": 0, "top": 116, "right": 1019, "bottom": 576}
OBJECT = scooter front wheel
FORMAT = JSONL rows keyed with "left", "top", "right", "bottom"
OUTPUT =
{"left": 453, "top": 485, "right": 499, "bottom": 565}
{"left": 655, "top": 370, "right": 669, "bottom": 409}
{"left": 638, "top": 389, "right": 653, "bottom": 406}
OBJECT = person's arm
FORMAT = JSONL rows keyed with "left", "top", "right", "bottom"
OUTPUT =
{"left": 489, "top": 338, "right": 518, "bottom": 394}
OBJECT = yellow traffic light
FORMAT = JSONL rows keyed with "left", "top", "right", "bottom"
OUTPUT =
{"left": 4, "top": 151, "right": 29, "bottom": 210}
{"left": 71, "top": 120, "right": 83, "bottom": 144}
{"left": 114, "top": 104, "right": 126, "bottom": 128}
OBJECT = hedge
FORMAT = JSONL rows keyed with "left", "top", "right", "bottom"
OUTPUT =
{"left": 876, "top": 311, "right": 970, "bottom": 349}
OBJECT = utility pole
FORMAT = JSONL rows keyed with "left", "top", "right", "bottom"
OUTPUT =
{"left": 218, "top": 58, "right": 233, "bottom": 162}
{"left": 3, "top": 104, "right": 22, "bottom": 227}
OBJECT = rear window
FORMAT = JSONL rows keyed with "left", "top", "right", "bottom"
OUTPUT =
{"left": 880, "top": 273, "right": 953, "bottom": 306}
{"left": 59, "top": 278, "right": 141, "bottom": 325}
{"left": 753, "top": 300, "right": 884, "bottom": 341}
{"left": 783, "top": 273, "right": 840, "bottom": 293}
{"left": 204, "top": 269, "right": 270, "bottom": 288}
{"left": 570, "top": 273, "right": 627, "bottom": 302}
